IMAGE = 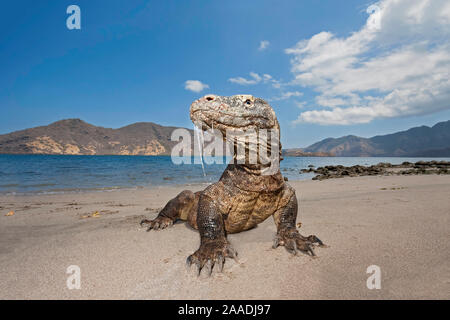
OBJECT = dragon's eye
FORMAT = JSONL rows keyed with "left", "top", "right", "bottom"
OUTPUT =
{"left": 245, "top": 99, "right": 252, "bottom": 105}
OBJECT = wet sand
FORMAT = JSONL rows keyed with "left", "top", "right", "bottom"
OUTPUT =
{"left": 0, "top": 175, "right": 449, "bottom": 299}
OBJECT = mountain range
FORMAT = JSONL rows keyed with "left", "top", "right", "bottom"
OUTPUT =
{"left": 0, "top": 119, "right": 192, "bottom": 156}
{"left": 300, "top": 120, "right": 450, "bottom": 157}
{"left": 0, "top": 119, "right": 449, "bottom": 157}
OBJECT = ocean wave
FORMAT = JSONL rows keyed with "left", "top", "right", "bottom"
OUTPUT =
{"left": 0, "top": 183, "right": 20, "bottom": 188}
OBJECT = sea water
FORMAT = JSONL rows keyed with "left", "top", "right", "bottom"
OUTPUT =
{"left": 0, "top": 154, "right": 449, "bottom": 194}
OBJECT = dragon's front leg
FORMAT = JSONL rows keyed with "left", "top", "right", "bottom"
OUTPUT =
{"left": 186, "top": 193, "right": 237, "bottom": 276}
{"left": 273, "top": 187, "right": 325, "bottom": 256}
{"left": 140, "top": 190, "right": 197, "bottom": 231}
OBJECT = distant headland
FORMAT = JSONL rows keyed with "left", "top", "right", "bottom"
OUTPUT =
{"left": 0, "top": 119, "right": 449, "bottom": 157}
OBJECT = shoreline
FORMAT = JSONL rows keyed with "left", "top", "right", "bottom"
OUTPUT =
{"left": 2, "top": 152, "right": 450, "bottom": 157}
{"left": 0, "top": 182, "right": 212, "bottom": 197}
{"left": 1, "top": 174, "right": 449, "bottom": 299}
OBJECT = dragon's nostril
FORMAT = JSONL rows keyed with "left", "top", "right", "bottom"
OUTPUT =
{"left": 206, "top": 96, "right": 215, "bottom": 101}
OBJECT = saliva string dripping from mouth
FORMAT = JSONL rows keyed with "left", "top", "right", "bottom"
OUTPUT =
{"left": 194, "top": 124, "right": 207, "bottom": 178}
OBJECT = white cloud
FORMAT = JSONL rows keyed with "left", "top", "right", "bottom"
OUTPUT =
{"left": 271, "top": 91, "right": 303, "bottom": 101}
{"left": 228, "top": 72, "right": 281, "bottom": 88}
{"left": 258, "top": 40, "right": 270, "bottom": 51}
{"left": 315, "top": 96, "right": 346, "bottom": 108}
{"left": 228, "top": 72, "right": 262, "bottom": 85}
{"left": 295, "top": 101, "right": 308, "bottom": 109}
{"left": 184, "top": 80, "right": 209, "bottom": 93}
{"left": 286, "top": 0, "right": 450, "bottom": 125}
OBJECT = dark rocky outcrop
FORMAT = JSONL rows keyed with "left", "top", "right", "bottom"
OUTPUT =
{"left": 300, "top": 161, "right": 450, "bottom": 180}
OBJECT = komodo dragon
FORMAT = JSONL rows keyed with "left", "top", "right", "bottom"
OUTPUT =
{"left": 141, "top": 94, "right": 324, "bottom": 275}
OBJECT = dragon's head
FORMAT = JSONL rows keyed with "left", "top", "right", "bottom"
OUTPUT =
{"left": 190, "top": 94, "right": 281, "bottom": 174}
{"left": 190, "top": 94, "right": 279, "bottom": 134}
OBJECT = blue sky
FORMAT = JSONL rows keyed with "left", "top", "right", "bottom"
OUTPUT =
{"left": 1, "top": 0, "right": 449, "bottom": 147}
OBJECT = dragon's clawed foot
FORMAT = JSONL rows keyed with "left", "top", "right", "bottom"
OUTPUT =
{"left": 186, "top": 239, "right": 238, "bottom": 276}
{"left": 140, "top": 216, "right": 173, "bottom": 231}
{"left": 273, "top": 227, "right": 325, "bottom": 257}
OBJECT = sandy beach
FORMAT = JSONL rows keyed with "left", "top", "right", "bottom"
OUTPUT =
{"left": 0, "top": 175, "right": 449, "bottom": 299}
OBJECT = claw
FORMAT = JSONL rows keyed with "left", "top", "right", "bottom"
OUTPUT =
{"left": 195, "top": 259, "right": 205, "bottom": 276}
{"left": 205, "top": 260, "right": 214, "bottom": 276}
{"left": 186, "top": 255, "right": 193, "bottom": 268}
{"left": 307, "top": 235, "right": 324, "bottom": 246}
{"left": 272, "top": 239, "right": 279, "bottom": 249}
{"left": 216, "top": 254, "right": 224, "bottom": 272}
{"left": 286, "top": 239, "right": 298, "bottom": 255}
{"left": 272, "top": 236, "right": 281, "bottom": 249}
{"left": 308, "top": 245, "right": 316, "bottom": 257}
{"left": 226, "top": 247, "right": 239, "bottom": 263}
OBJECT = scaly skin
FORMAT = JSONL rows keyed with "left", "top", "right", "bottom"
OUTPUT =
{"left": 141, "top": 94, "right": 324, "bottom": 275}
